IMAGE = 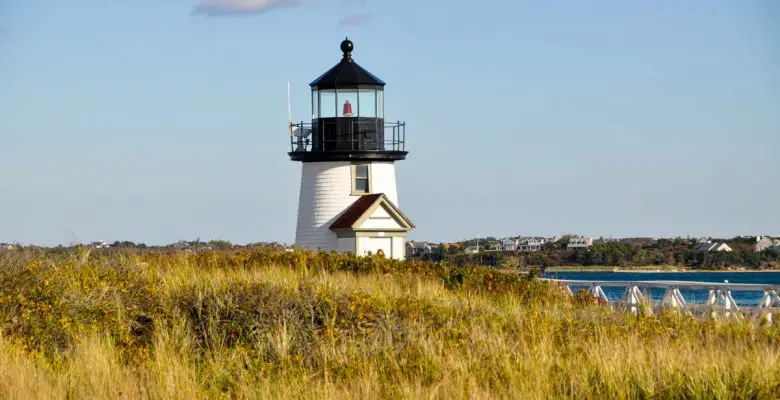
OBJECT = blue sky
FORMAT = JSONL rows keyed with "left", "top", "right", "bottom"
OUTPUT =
{"left": 1, "top": 0, "right": 778, "bottom": 246}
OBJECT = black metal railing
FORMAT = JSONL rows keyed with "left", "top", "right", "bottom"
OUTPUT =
{"left": 289, "top": 120, "right": 406, "bottom": 153}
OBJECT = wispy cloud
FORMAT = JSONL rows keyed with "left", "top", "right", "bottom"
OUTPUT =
{"left": 191, "top": 0, "right": 303, "bottom": 17}
{"left": 338, "top": 13, "right": 371, "bottom": 27}
{"left": 191, "top": 0, "right": 372, "bottom": 27}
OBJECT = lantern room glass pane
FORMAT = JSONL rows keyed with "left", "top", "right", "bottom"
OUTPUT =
{"left": 336, "top": 90, "right": 358, "bottom": 118}
{"left": 377, "top": 90, "right": 384, "bottom": 118}
{"left": 319, "top": 90, "right": 336, "bottom": 118}
{"left": 358, "top": 90, "right": 376, "bottom": 117}
{"left": 311, "top": 90, "right": 319, "bottom": 119}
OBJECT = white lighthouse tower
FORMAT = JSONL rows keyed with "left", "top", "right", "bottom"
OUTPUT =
{"left": 288, "top": 38, "right": 414, "bottom": 260}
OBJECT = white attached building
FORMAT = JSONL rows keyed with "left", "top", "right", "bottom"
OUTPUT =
{"left": 330, "top": 194, "right": 414, "bottom": 259}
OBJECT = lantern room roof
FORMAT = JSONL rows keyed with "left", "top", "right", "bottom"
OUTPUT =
{"left": 310, "top": 38, "right": 386, "bottom": 90}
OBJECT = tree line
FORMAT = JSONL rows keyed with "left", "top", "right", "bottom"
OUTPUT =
{"left": 435, "top": 237, "right": 780, "bottom": 270}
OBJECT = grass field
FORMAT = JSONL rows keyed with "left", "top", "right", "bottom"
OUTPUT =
{"left": 1, "top": 247, "right": 779, "bottom": 399}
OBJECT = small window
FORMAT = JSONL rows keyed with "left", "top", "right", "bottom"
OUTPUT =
{"left": 353, "top": 164, "right": 370, "bottom": 194}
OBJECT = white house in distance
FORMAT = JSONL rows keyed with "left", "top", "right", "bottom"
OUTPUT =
{"left": 499, "top": 238, "right": 518, "bottom": 252}
{"left": 464, "top": 246, "right": 480, "bottom": 254}
{"left": 567, "top": 236, "right": 593, "bottom": 249}
{"left": 756, "top": 236, "right": 780, "bottom": 252}
{"left": 694, "top": 241, "right": 733, "bottom": 253}
{"left": 519, "top": 237, "right": 547, "bottom": 252}
{"left": 288, "top": 38, "right": 414, "bottom": 260}
{"left": 406, "top": 241, "right": 435, "bottom": 259}
{"left": 498, "top": 236, "right": 555, "bottom": 252}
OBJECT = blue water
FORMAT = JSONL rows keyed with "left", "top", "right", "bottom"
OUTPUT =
{"left": 542, "top": 271, "right": 780, "bottom": 306}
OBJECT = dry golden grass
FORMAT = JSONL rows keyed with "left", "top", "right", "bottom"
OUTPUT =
{"left": 1, "top": 247, "right": 778, "bottom": 399}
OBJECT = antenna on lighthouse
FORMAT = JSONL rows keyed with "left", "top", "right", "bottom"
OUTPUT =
{"left": 287, "top": 81, "right": 296, "bottom": 135}
{"left": 287, "top": 81, "right": 312, "bottom": 150}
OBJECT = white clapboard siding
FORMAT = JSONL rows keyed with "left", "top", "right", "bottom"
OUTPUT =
{"left": 392, "top": 237, "right": 406, "bottom": 260}
{"left": 294, "top": 161, "right": 399, "bottom": 250}
{"left": 369, "top": 162, "right": 399, "bottom": 206}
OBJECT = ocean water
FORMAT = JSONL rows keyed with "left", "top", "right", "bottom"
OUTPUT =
{"left": 542, "top": 271, "right": 780, "bottom": 306}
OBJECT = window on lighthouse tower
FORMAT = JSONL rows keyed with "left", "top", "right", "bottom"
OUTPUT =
{"left": 352, "top": 164, "right": 370, "bottom": 194}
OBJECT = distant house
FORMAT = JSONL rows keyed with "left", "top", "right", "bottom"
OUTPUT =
{"left": 694, "top": 242, "right": 733, "bottom": 253}
{"left": 441, "top": 243, "right": 461, "bottom": 252}
{"left": 519, "top": 237, "right": 547, "bottom": 252}
{"left": 498, "top": 236, "right": 549, "bottom": 252}
{"left": 567, "top": 236, "right": 593, "bottom": 249}
{"left": 91, "top": 241, "right": 110, "bottom": 249}
{"left": 756, "top": 236, "right": 780, "bottom": 252}
{"left": 464, "top": 246, "right": 481, "bottom": 254}
{"left": 596, "top": 237, "right": 658, "bottom": 246}
{"left": 499, "top": 238, "right": 519, "bottom": 252}
{"left": 406, "top": 241, "right": 434, "bottom": 259}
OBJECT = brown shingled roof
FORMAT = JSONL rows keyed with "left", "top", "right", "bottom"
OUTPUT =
{"left": 330, "top": 194, "right": 384, "bottom": 230}
{"left": 329, "top": 193, "right": 414, "bottom": 231}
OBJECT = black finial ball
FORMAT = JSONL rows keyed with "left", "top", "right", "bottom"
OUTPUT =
{"left": 341, "top": 38, "right": 354, "bottom": 55}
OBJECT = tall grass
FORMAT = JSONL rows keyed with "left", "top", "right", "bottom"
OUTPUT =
{"left": 1, "top": 247, "right": 779, "bottom": 399}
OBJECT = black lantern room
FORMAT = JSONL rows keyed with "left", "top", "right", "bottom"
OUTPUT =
{"left": 289, "top": 38, "right": 407, "bottom": 162}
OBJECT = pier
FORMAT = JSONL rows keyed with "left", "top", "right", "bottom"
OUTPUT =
{"left": 542, "top": 278, "right": 780, "bottom": 322}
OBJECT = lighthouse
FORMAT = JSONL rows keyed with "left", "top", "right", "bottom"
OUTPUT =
{"left": 288, "top": 38, "right": 414, "bottom": 260}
